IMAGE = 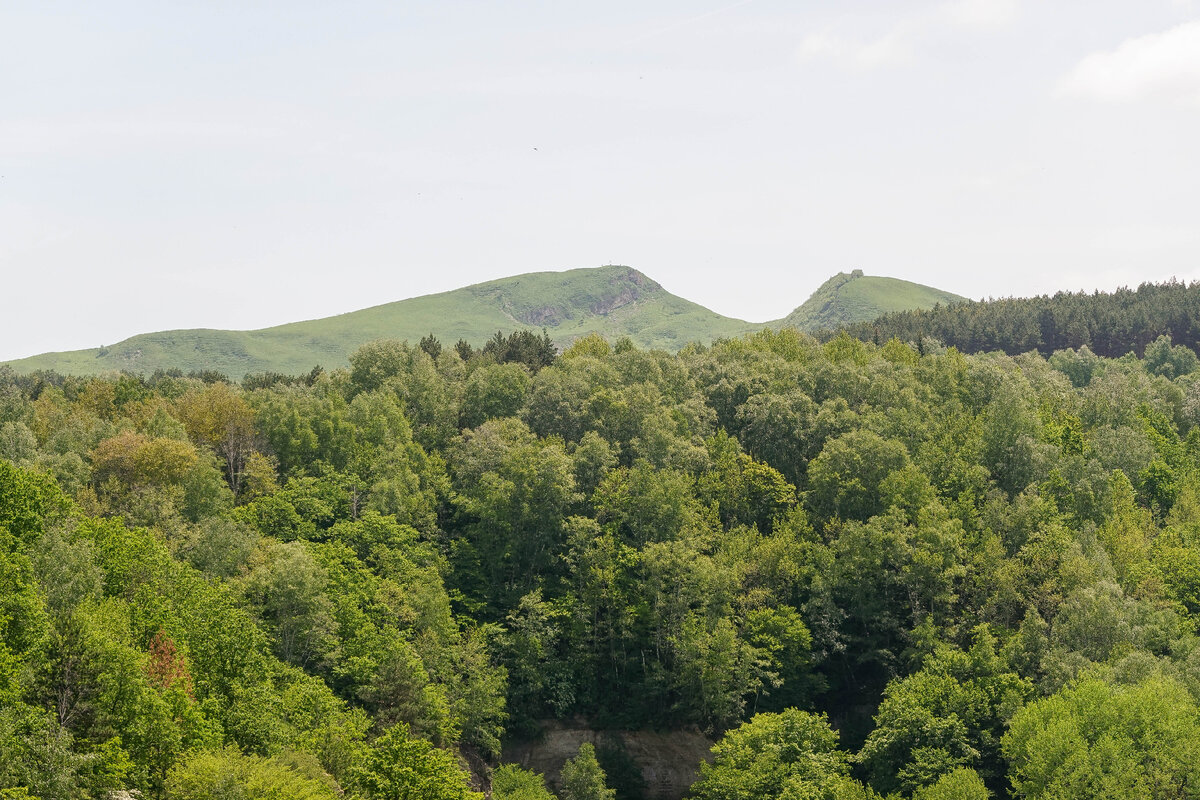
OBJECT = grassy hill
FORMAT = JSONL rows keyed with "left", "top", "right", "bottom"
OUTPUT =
{"left": 778, "top": 270, "right": 966, "bottom": 332}
{"left": 4, "top": 266, "right": 966, "bottom": 379}
{"left": 5, "top": 266, "right": 761, "bottom": 379}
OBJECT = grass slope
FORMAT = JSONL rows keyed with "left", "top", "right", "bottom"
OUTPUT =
{"left": 5, "top": 266, "right": 966, "bottom": 379}
{"left": 778, "top": 270, "right": 966, "bottom": 332}
{"left": 5, "top": 266, "right": 760, "bottom": 379}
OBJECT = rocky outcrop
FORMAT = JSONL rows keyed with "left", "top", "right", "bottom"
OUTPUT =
{"left": 501, "top": 721, "right": 713, "bottom": 800}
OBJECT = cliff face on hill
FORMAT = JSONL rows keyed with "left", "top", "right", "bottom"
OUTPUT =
{"left": 502, "top": 721, "right": 714, "bottom": 800}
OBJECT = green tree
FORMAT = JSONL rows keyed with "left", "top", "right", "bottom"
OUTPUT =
{"left": 460, "top": 362, "right": 532, "bottom": 429}
{"left": 690, "top": 710, "right": 850, "bottom": 800}
{"left": 912, "top": 768, "right": 989, "bottom": 800}
{"left": 166, "top": 748, "right": 340, "bottom": 800}
{"left": 858, "top": 628, "right": 1031, "bottom": 795}
{"left": 492, "top": 764, "right": 557, "bottom": 800}
{"left": 353, "top": 723, "right": 482, "bottom": 800}
{"left": 559, "top": 743, "right": 615, "bottom": 800}
{"left": 350, "top": 339, "right": 411, "bottom": 394}
{"left": 807, "top": 430, "right": 909, "bottom": 522}
{"left": 1002, "top": 674, "right": 1200, "bottom": 799}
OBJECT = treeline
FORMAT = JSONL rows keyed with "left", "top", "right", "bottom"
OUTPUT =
{"left": 5, "top": 324, "right": 1200, "bottom": 798}
{"left": 836, "top": 278, "right": 1200, "bottom": 359}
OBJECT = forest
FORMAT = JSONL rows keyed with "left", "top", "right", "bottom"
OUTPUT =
{"left": 838, "top": 278, "right": 1200, "bottom": 360}
{"left": 5, "top": 324, "right": 1200, "bottom": 799}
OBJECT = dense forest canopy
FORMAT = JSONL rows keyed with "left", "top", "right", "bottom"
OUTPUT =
{"left": 837, "top": 278, "right": 1200, "bottom": 360}
{"left": 5, "top": 321, "right": 1200, "bottom": 798}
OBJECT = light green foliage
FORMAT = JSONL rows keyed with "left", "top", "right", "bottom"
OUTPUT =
{"left": 354, "top": 723, "right": 483, "bottom": 800}
{"left": 492, "top": 764, "right": 557, "bottom": 800}
{"left": 1002, "top": 674, "right": 1200, "bottom": 799}
{"left": 0, "top": 422, "right": 37, "bottom": 465}
{"left": 174, "top": 516, "right": 260, "bottom": 578}
{"left": 1143, "top": 334, "right": 1198, "bottom": 380}
{"left": 242, "top": 541, "right": 339, "bottom": 670}
{"left": 572, "top": 431, "right": 618, "bottom": 495}
{"left": 166, "top": 748, "right": 339, "bottom": 800}
{"left": 0, "top": 703, "right": 93, "bottom": 799}
{"left": 912, "top": 768, "right": 989, "bottom": 800}
{"left": 350, "top": 339, "right": 412, "bottom": 394}
{"left": 980, "top": 379, "right": 1048, "bottom": 496}
{"left": 691, "top": 710, "right": 849, "bottom": 800}
{"left": 560, "top": 743, "right": 616, "bottom": 800}
{"left": 1049, "top": 346, "right": 1105, "bottom": 389}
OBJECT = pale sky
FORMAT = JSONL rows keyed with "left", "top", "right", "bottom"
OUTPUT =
{"left": 3, "top": 1, "right": 1200, "bottom": 361}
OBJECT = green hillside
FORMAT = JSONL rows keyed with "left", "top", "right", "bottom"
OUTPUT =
{"left": 4, "top": 266, "right": 965, "bottom": 379}
{"left": 778, "top": 270, "right": 966, "bottom": 332}
{"left": 5, "top": 266, "right": 761, "bottom": 379}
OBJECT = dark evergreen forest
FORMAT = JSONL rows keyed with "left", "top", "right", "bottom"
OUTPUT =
{"left": 838, "top": 278, "right": 1200, "bottom": 361}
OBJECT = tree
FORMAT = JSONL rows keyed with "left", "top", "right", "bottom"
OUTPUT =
{"left": 858, "top": 628, "right": 1031, "bottom": 795}
{"left": 1002, "top": 674, "right": 1200, "bottom": 799}
{"left": 807, "top": 430, "right": 909, "bottom": 522}
{"left": 420, "top": 334, "right": 444, "bottom": 362}
{"left": 1143, "top": 334, "right": 1197, "bottom": 379}
{"left": 912, "top": 768, "right": 989, "bottom": 800}
{"left": 559, "top": 743, "right": 615, "bottom": 800}
{"left": 492, "top": 764, "right": 557, "bottom": 800}
{"left": 174, "top": 382, "right": 257, "bottom": 494}
{"left": 690, "top": 710, "right": 851, "bottom": 800}
{"left": 350, "top": 339, "right": 411, "bottom": 394}
{"left": 482, "top": 330, "right": 557, "bottom": 373}
{"left": 460, "top": 363, "right": 532, "bottom": 430}
{"left": 450, "top": 419, "right": 576, "bottom": 605}
{"left": 353, "top": 723, "right": 482, "bottom": 800}
{"left": 242, "top": 542, "right": 338, "bottom": 670}
{"left": 0, "top": 422, "right": 37, "bottom": 466}
{"left": 166, "top": 748, "right": 340, "bottom": 800}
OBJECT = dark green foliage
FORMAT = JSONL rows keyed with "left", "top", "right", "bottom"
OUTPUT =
{"left": 420, "top": 334, "right": 444, "bottom": 362}
{"left": 858, "top": 628, "right": 1031, "bottom": 795}
{"left": 482, "top": 329, "right": 558, "bottom": 373}
{"left": 594, "top": 738, "right": 647, "bottom": 800}
{"left": 840, "top": 279, "right": 1200, "bottom": 360}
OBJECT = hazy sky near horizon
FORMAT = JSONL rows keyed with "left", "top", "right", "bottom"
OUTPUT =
{"left": 4, "top": 1, "right": 1200, "bottom": 361}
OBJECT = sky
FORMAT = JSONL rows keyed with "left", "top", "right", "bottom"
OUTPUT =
{"left": 3, "top": 0, "right": 1200, "bottom": 361}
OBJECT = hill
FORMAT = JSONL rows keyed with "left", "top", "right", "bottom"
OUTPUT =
{"left": 4, "top": 266, "right": 760, "bottom": 379}
{"left": 3, "top": 266, "right": 966, "bottom": 379}
{"left": 778, "top": 270, "right": 966, "bottom": 332}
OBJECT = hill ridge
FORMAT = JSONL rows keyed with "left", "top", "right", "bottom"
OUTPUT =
{"left": 4, "top": 266, "right": 961, "bottom": 379}
{"left": 779, "top": 270, "right": 966, "bottom": 332}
